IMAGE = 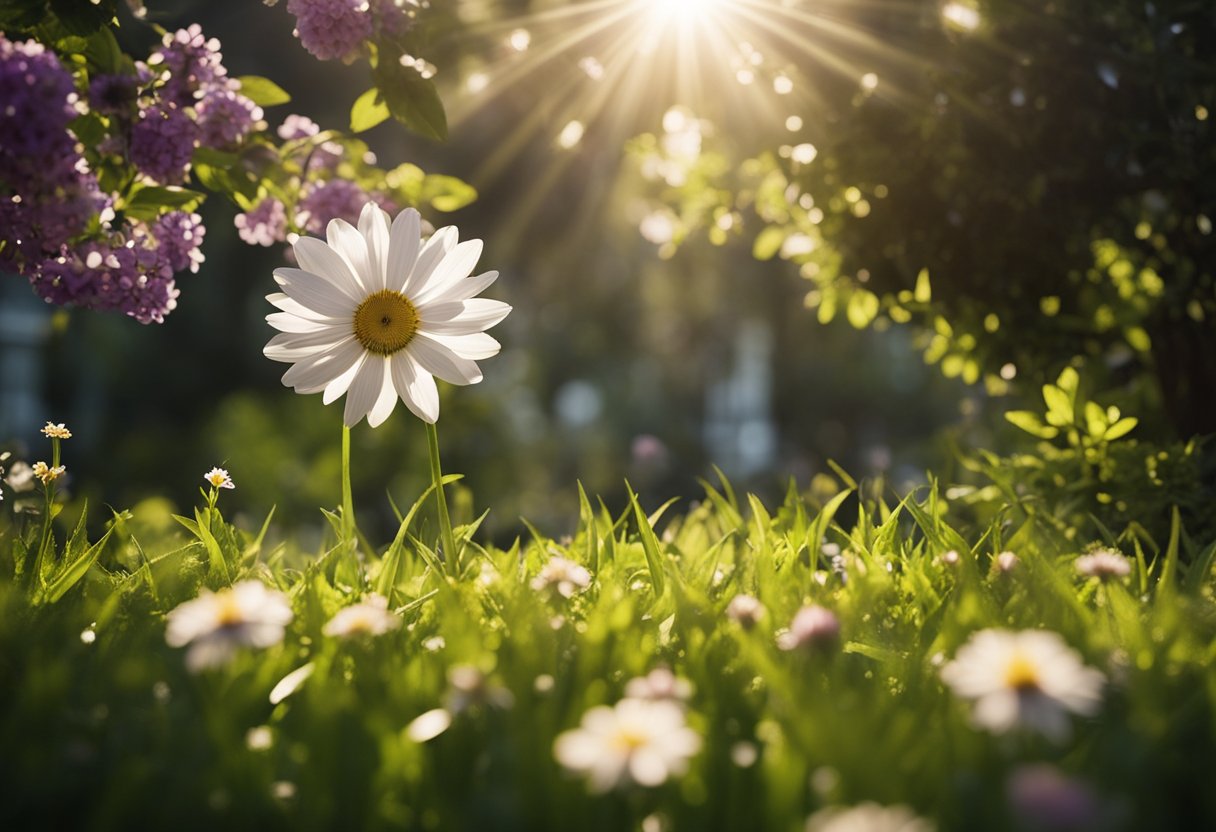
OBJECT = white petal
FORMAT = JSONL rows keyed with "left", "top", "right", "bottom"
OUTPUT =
{"left": 343, "top": 356, "right": 388, "bottom": 427}
{"left": 275, "top": 267, "right": 359, "bottom": 317}
{"left": 628, "top": 748, "right": 670, "bottom": 787}
{"left": 407, "top": 335, "right": 483, "bottom": 385}
{"left": 422, "top": 332, "right": 501, "bottom": 360}
{"left": 424, "top": 270, "right": 499, "bottom": 303}
{"left": 327, "top": 218, "right": 377, "bottom": 293}
{"left": 418, "top": 299, "right": 511, "bottom": 335}
{"left": 322, "top": 349, "right": 367, "bottom": 404}
{"left": 281, "top": 339, "right": 363, "bottom": 393}
{"left": 366, "top": 364, "right": 399, "bottom": 428}
{"left": 386, "top": 208, "right": 421, "bottom": 293}
{"left": 266, "top": 312, "right": 337, "bottom": 334}
{"left": 412, "top": 239, "right": 483, "bottom": 305}
{"left": 391, "top": 353, "right": 440, "bottom": 423}
{"left": 402, "top": 226, "right": 458, "bottom": 297}
{"left": 263, "top": 330, "right": 351, "bottom": 362}
{"left": 266, "top": 292, "right": 335, "bottom": 321}
{"left": 292, "top": 237, "right": 363, "bottom": 294}
{"left": 358, "top": 203, "right": 391, "bottom": 291}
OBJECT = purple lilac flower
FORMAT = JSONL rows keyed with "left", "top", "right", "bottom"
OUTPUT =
{"left": 1006, "top": 765, "right": 1106, "bottom": 831}
{"left": 150, "top": 211, "right": 206, "bottom": 273}
{"left": 277, "top": 113, "right": 319, "bottom": 140}
{"left": 28, "top": 237, "right": 180, "bottom": 324}
{"left": 195, "top": 87, "right": 263, "bottom": 149}
{"left": 286, "top": 0, "right": 373, "bottom": 62}
{"left": 234, "top": 198, "right": 288, "bottom": 246}
{"left": 306, "top": 139, "right": 344, "bottom": 173}
{"left": 130, "top": 104, "right": 197, "bottom": 184}
{"left": 87, "top": 73, "right": 139, "bottom": 115}
{"left": 296, "top": 178, "right": 368, "bottom": 234}
{"left": 0, "top": 36, "right": 108, "bottom": 266}
{"left": 370, "top": 0, "right": 416, "bottom": 36}
{"left": 147, "top": 24, "right": 227, "bottom": 107}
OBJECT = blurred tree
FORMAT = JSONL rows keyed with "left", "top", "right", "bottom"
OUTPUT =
{"left": 638, "top": 0, "right": 1216, "bottom": 438}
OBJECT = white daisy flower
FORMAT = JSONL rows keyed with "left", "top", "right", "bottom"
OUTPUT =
{"left": 1074, "top": 550, "right": 1131, "bottom": 581}
{"left": 553, "top": 698, "right": 701, "bottom": 793}
{"left": 31, "top": 461, "right": 66, "bottom": 485}
{"left": 263, "top": 202, "right": 510, "bottom": 427}
{"left": 322, "top": 593, "right": 401, "bottom": 638}
{"left": 41, "top": 422, "right": 72, "bottom": 440}
{"left": 531, "top": 556, "right": 592, "bottom": 598}
{"left": 805, "top": 802, "right": 935, "bottom": 832}
{"left": 940, "top": 629, "right": 1105, "bottom": 742}
{"left": 165, "top": 580, "right": 293, "bottom": 672}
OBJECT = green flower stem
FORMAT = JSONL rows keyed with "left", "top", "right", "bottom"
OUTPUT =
{"left": 32, "top": 437, "right": 61, "bottom": 586}
{"left": 341, "top": 425, "right": 356, "bottom": 550}
{"left": 425, "top": 421, "right": 459, "bottom": 572}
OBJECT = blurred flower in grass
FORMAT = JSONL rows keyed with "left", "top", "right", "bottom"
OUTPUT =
{"left": 554, "top": 698, "right": 701, "bottom": 793}
{"left": 263, "top": 203, "right": 509, "bottom": 427}
{"left": 531, "top": 556, "right": 592, "bottom": 598}
{"left": 941, "top": 629, "right": 1105, "bottom": 742}
{"left": 726, "top": 593, "right": 765, "bottom": 629}
{"left": 777, "top": 605, "right": 841, "bottom": 652}
{"left": 165, "top": 581, "right": 293, "bottom": 671}
{"left": 1006, "top": 765, "right": 1111, "bottom": 832}
{"left": 1075, "top": 550, "right": 1132, "bottom": 582}
{"left": 323, "top": 593, "right": 401, "bottom": 638}
{"left": 804, "top": 802, "right": 934, "bottom": 832}
{"left": 625, "top": 668, "right": 694, "bottom": 704}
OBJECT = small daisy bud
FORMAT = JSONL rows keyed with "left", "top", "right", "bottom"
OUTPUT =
{"left": 726, "top": 593, "right": 765, "bottom": 629}
{"left": 777, "top": 605, "right": 840, "bottom": 652}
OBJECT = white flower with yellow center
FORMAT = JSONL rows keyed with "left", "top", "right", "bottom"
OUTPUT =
{"left": 553, "top": 698, "right": 701, "bottom": 792}
{"left": 322, "top": 593, "right": 401, "bottom": 638}
{"left": 165, "top": 580, "right": 293, "bottom": 672}
{"left": 263, "top": 202, "right": 510, "bottom": 426}
{"left": 203, "top": 467, "right": 235, "bottom": 489}
{"left": 940, "top": 629, "right": 1105, "bottom": 742}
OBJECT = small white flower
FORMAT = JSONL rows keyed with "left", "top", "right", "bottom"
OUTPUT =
{"left": 940, "top": 629, "right": 1105, "bottom": 742}
{"left": 531, "top": 556, "right": 592, "bottom": 598}
{"left": 777, "top": 605, "right": 841, "bottom": 652}
{"left": 323, "top": 593, "right": 401, "bottom": 638}
{"left": 203, "top": 467, "right": 235, "bottom": 489}
{"left": 805, "top": 802, "right": 935, "bottom": 832}
{"left": 165, "top": 581, "right": 293, "bottom": 672}
{"left": 263, "top": 202, "right": 510, "bottom": 427}
{"left": 4, "top": 460, "right": 36, "bottom": 493}
{"left": 554, "top": 698, "right": 701, "bottom": 793}
{"left": 994, "top": 551, "right": 1019, "bottom": 574}
{"left": 725, "top": 593, "right": 765, "bottom": 629}
{"left": 445, "top": 665, "right": 514, "bottom": 713}
{"left": 625, "top": 667, "right": 694, "bottom": 703}
{"left": 1075, "top": 550, "right": 1131, "bottom": 581}
{"left": 41, "top": 421, "right": 72, "bottom": 439}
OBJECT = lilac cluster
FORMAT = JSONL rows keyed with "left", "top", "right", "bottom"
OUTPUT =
{"left": 0, "top": 36, "right": 108, "bottom": 269}
{"left": 127, "top": 26, "right": 264, "bottom": 184}
{"left": 370, "top": 0, "right": 417, "bottom": 37}
{"left": 235, "top": 198, "right": 289, "bottom": 246}
{"left": 296, "top": 178, "right": 369, "bottom": 234}
{"left": 287, "top": 0, "right": 374, "bottom": 61}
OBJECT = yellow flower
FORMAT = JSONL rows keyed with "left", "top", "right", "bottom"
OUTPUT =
{"left": 31, "top": 461, "right": 66, "bottom": 484}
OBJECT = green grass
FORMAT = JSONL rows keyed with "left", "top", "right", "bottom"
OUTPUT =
{"left": 2, "top": 469, "right": 1215, "bottom": 831}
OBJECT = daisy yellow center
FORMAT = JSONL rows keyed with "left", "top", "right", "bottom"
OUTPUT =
{"left": 353, "top": 290, "right": 419, "bottom": 356}
{"left": 214, "top": 594, "right": 245, "bottom": 628}
{"left": 611, "top": 728, "right": 651, "bottom": 752}
{"left": 1004, "top": 652, "right": 1041, "bottom": 692}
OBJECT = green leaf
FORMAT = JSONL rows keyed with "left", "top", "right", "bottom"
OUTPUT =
{"left": 752, "top": 226, "right": 785, "bottom": 261}
{"left": 424, "top": 175, "right": 478, "bottom": 212}
{"left": 350, "top": 88, "right": 390, "bottom": 133}
{"left": 628, "top": 484, "right": 667, "bottom": 599}
{"left": 1042, "top": 384, "right": 1074, "bottom": 427}
{"left": 373, "top": 63, "right": 448, "bottom": 141}
{"left": 914, "top": 267, "right": 932, "bottom": 302}
{"left": 1004, "top": 410, "right": 1059, "bottom": 439}
{"left": 123, "top": 185, "right": 206, "bottom": 219}
{"left": 49, "top": 0, "right": 114, "bottom": 35}
{"left": 846, "top": 290, "right": 880, "bottom": 329}
{"left": 1104, "top": 417, "right": 1137, "bottom": 441}
{"left": 235, "top": 75, "right": 291, "bottom": 107}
